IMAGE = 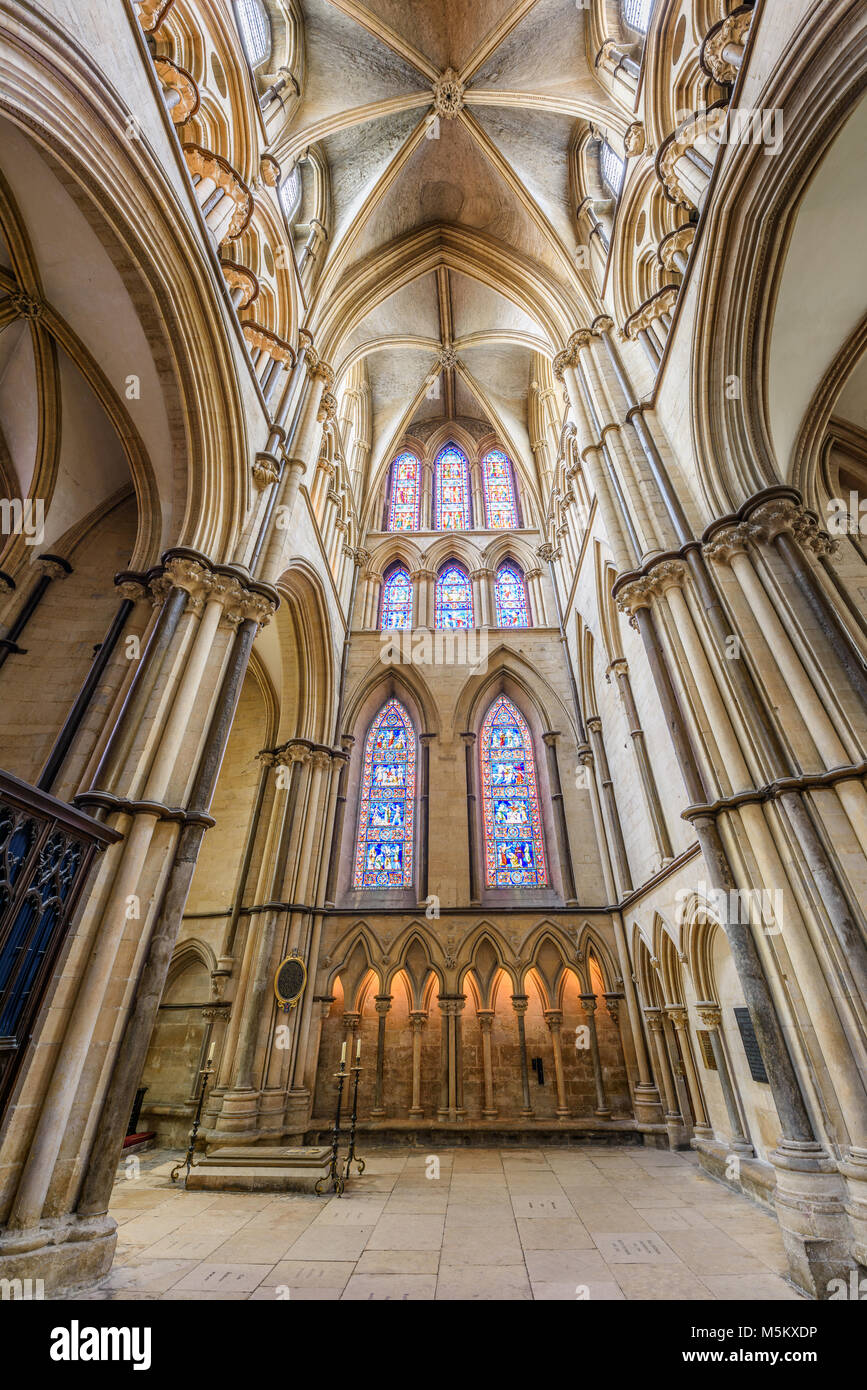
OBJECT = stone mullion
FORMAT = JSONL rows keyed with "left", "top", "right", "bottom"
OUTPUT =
{"left": 542, "top": 731, "right": 577, "bottom": 903}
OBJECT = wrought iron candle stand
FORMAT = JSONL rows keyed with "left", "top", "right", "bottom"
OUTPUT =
{"left": 342, "top": 1063, "right": 366, "bottom": 1180}
{"left": 170, "top": 1059, "right": 213, "bottom": 1185}
{"left": 315, "top": 1059, "right": 348, "bottom": 1196}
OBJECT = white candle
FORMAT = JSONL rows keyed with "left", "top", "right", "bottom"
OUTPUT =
{"left": 356, "top": 1037, "right": 362, "bottom": 1060}
{"left": 207, "top": 1043, "right": 214, "bottom": 1065}
{"left": 341, "top": 1041, "right": 347, "bottom": 1063}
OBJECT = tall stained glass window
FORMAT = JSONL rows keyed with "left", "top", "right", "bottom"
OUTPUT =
{"left": 623, "top": 0, "right": 653, "bottom": 33}
{"left": 235, "top": 0, "right": 272, "bottom": 66}
{"left": 434, "top": 443, "right": 471, "bottom": 530}
{"left": 495, "top": 562, "right": 529, "bottom": 627}
{"left": 353, "top": 698, "right": 415, "bottom": 889}
{"left": 600, "top": 141, "right": 625, "bottom": 196}
{"left": 387, "top": 452, "right": 420, "bottom": 531}
{"left": 435, "top": 563, "right": 473, "bottom": 629}
{"left": 480, "top": 695, "right": 547, "bottom": 888}
{"left": 482, "top": 449, "right": 519, "bottom": 529}
{"left": 380, "top": 565, "right": 412, "bottom": 630}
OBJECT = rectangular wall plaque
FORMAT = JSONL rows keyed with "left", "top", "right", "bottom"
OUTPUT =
{"left": 696, "top": 1029, "right": 717, "bottom": 1070}
{"left": 734, "top": 1007, "right": 769, "bottom": 1083}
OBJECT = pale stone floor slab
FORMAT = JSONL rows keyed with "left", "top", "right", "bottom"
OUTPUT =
{"left": 78, "top": 1145, "right": 806, "bottom": 1302}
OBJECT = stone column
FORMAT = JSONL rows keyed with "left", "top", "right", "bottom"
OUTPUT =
{"left": 371, "top": 995, "right": 392, "bottom": 1119}
{"left": 609, "top": 657, "right": 672, "bottom": 865}
{"left": 342, "top": 1010, "right": 361, "bottom": 1071}
{"left": 477, "top": 1010, "right": 497, "bottom": 1118}
{"left": 511, "top": 995, "right": 534, "bottom": 1118}
{"left": 645, "top": 1008, "right": 690, "bottom": 1147}
{"left": 542, "top": 731, "right": 577, "bottom": 903}
{"left": 408, "top": 1011, "right": 426, "bottom": 1118}
{"left": 453, "top": 995, "right": 467, "bottom": 1118}
{"left": 696, "top": 1003, "right": 753, "bottom": 1154}
{"left": 544, "top": 1009, "right": 570, "bottom": 1118}
{"left": 420, "top": 462, "right": 433, "bottom": 530}
{"left": 586, "top": 715, "right": 632, "bottom": 893}
{"left": 580, "top": 994, "right": 611, "bottom": 1118}
{"left": 437, "top": 997, "right": 449, "bottom": 1120}
{"left": 417, "top": 733, "right": 433, "bottom": 905}
{"left": 667, "top": 1006, "right": 712, "bottom": 1138}
{"left": 462, "top": 732, "right": 480, "bottom": 903}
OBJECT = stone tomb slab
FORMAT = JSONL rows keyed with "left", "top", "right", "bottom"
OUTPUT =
{"left": 186, "top": 1146, "right": 332, "bottom": 1193}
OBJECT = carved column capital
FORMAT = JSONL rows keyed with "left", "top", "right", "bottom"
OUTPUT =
{"left": 695, "top": 1001, "right": 722, "bottom": 1029}
{"left": 703, "top": 522, "right": 754, "bottom": 564}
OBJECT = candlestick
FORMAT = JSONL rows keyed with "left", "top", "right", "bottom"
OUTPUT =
{"left": 315, "top": 1058, "right": 348, "bottom": 1197}
{"left": 170, "top": 1056, "right": 213, "bottom": 1185}
{"left": 343, "top": 1062, "right": 366, "bottom": 1181}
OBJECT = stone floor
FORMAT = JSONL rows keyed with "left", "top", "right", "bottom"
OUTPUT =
{"left": 79, "top": 1144, "right": 805, "bottom": 1301}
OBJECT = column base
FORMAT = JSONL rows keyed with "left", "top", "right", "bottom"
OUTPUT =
{"left": 664, "top": 1115, "right": 691, "bottom": 1150}
{"left": 840, "top": 1146, "right": 867, "bottom": 1268}
{"left": 483, "top": 1109, "right": 498, "bottom": 1119}
{"left": 594, "top": 1108, "right": 612, "bottom": 1119}
{"left": 556, "top": 1109, "right": 572, "bottom": 1119}
{"left": 370, "top": 1109, "right": 386, "bottom": 1119}
{"left": 0, "top": 1213, "right": 117, "bottom": 1298}
{"left": 632, "top": 1083, "right": 664, "bottom": 1126}
{"left": 769, "top": 1141, "right": 853, "bottom": 1298}
{"left": 408, "top": 1107, "right": 424, "bottom": 1119}
{"left": 520, "top": 1108, "right": 535, "bottom": 1119}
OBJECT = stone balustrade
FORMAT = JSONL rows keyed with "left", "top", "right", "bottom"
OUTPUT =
{"left": 182, "top": 142, "right": 254, "bottom": 244}
{"left": 153, "top": 56, "right": 199, "bottom": 124}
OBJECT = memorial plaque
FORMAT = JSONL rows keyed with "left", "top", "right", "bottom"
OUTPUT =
{"left": 274, "top": 954, "right": 307, "bottom": 1011}
{"left": 733, "top": 1006, "right": 769, "bottom": 1083}
{"left": 696, "top": 1029, "right": 717, "bottom": 1070}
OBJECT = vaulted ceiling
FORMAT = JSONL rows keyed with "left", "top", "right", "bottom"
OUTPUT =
{"left": 273, "top": 0, "right": 626, "bottom": 490}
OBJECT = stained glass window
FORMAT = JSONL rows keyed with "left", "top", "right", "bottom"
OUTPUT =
{"left": 380, "top": 565, "right": 412, "bottom": 630}
{"left": 600, "top": 141, "right": 625, "bottom": 196}
{"left": 495, "top": 562, "right": 529, "bottom": 627}
{"left": 353, "top": 698, "right": 415, "bottom": 889}
{"left": 280, "top": 166, "right": 301, "bottom": 223}
{"left": 235, "top": 0, "right": 272, "bottom": 66}
{"left": 480, "top": 696, "right": 547, "bottom": 888}
{"left": 623, "top": 0, "right": 653, "bottom": 33}
{"left": 435, "top": 563, "right": 473, "bottom": 629}
{"left": 434, "top": 443, "right": 471, "bottom": 530}
{"left": 482, "top": 449, "right": 519, "bottom": 529}
{"left": 387, "top": 452, "right": 420, "bottom": 531}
